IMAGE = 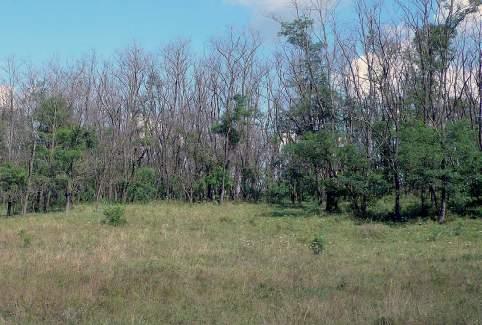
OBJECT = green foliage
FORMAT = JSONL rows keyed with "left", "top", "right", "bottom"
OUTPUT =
{"left": 0, "top": 164, "right": 27, "bottom": 214}
{"left": 54, "top": 127, "right": 96, "bottom": 172}
{"left": 278, "top": 16, "right": 335, "bottom": 134}
{"left": 206, "top": 166, "right": 232, "bottom": 191}
{"left": 266, "top": 181, "right": 291, "bottom": 204}
{"left": 283, "top": 130, "right": 392, "bottom": 216}
{"left": 285, "top": 131, "right": 337, "bottom": 170}
{"left": 212, "top": 94, "right": 253, "bottom": 147}
{"left": 240, "top": 167, "right": 261, "bottom": 201}
{"left": 399, "top": 119, "right": 481, "bottom": 218}
{"left": 34, "top": 96, "right": 71, "bottom": 133}
{"left": 31, "top": 96, "right": 97, "bottom": 211}
{"left": 337, "top": 144, "right": 389, "bottom": 217}
{"left": 466, "top": 206, "right": 482, "bottom": 218}
{"left": 128, "top": 167, "right": 157, "bottom": 202}
{"left": 78, "top": 181, "right": 97, "bottom": 202}
{"left": 0, "top": 164, "right": 27, "bottom": 195}
{"left": 445, "top": 121, "right": 482, "bottom": 213}
{"left": 192, "top": 165, "right": 234, "bottom": 201}
{"left": 367, "top": 195, "right": 421, "bottom": 221}
{"left": 414, "top": 24, "right": 456, "bottom": 71}
{"left": 211, "top": 121, "right": 240, "bottom": 146}
{"left": 102, "top": 205, "right": 127, "bottom": 226}
{"left": 309, "top": 233, "right": 324, "bottom": 255}
{"left": 400, "top": 121, "right": 443, "bottom": 192}
{"left": 284, "top": 131, "right": 342, "bottom": 207}
{"left": 279, "top": 16, "right": 315, "bottom": 48}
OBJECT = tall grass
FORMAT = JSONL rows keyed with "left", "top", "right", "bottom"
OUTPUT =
{"left": 0, "top": 202, "right": 480, "bottom": 324}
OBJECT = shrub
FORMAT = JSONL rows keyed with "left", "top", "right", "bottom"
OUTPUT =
{"left": 102, "top": 206, "right": 126, "bottom": 226}
{"left": 310, "top": 234, "right": 324, "bottom": 255}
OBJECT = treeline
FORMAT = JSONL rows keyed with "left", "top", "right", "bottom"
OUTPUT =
{"left": 0, "top": 0, "right": 481, "bottom": 222}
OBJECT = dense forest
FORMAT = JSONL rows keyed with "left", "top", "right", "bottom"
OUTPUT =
{"left": 0, "top": 0, "right": 480, "bottom": 222}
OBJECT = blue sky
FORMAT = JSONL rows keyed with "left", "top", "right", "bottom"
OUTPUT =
{"left": 0, "top": 0, "right": 256, "bottom": 62}
{"left": 0, "top": 0, "right": 393, "bottom": 63}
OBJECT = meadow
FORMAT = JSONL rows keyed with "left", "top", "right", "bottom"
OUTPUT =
{"left": 0, "top": 202, "right": 481, "bottom": 324}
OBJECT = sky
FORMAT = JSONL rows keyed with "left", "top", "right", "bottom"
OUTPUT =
{"left": 0, "top": 0, "right": 368, "bottom": 64}
{"left": 4, "top": 0, "right": 473, "bottom": 64}
{"left": 0, "top": 0, "right": 256, "bottom": 63}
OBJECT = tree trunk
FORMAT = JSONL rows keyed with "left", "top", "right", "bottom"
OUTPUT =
{"left": 7, "top": 201, "right": 13, "bottom": 217}
{"left": 420, "top": 189, "right": 427, "bottom": 217}
{"left": 22, "top": 193, "right": 29, "bottom": 216}
{"left": 439, "top": 159, "right": 448, "bottom": 224}
{"left": 23, "top": 138, "right": 37, "bottom": 215}
{"left": 291, "top": 183, "right": 296, "bottom": 205}
{"left": 439, "top": 185, "right": 447, "bottom": 224}
{"left": 326, "top": 189, "right": 338, "bottom": 213}
{"left": 44, "top": 190, "right": 51, "bottom": 213}
{"left": 394, "top": 171, "right": 402, "bottom": 221}
{"left": 234, "top": 166, "right": 241, "bottom": 201}
{"left": 122, "top": 181, "right": 128, "bottom": 203}
{"left": 220, "top": 173, "right": 226, "bottom": 204}
{"left": 95, "top": 185, "right": 103, "bottom": 211}
{"left": 66, "top": 178, "right": 73, "bottom": 213}
{"left": 478, "top": 48, "right": 482, "bottom": 151}
{"left": 220, "top": 139, "right": 229, "bottom": 205}
{"left": 315, "top": 172, "right": 323, "bottom": 207}
{"left": 429, "top": 185, "right": 438, "bottom": 211}
{"left": 207, "top": 183, "right": 213, "bottom": 201}
{"left": 361, "top": 195, "right": 367, "bottom": 218}
{"left": 35, "top": 191, "right": 41, "bottom": 212}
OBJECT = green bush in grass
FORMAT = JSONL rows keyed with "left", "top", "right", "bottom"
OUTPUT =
{"left": 102, "top": 206, "right": 127, "bottom": 226}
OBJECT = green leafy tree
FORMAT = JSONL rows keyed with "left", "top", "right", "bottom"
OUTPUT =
{"left": 400, "top": 120, "right": 481, "bottom": 222}
{"left": 33, "top": 96, "right": 71, "bottom": 211}
{"left": 54, "top": 126, "right": 96, "bottom": 212}
{"left": 338, "top": 145, "right": 389, "bottom": 218}
{"left": 279, "top": 17, "right": 335, "bottom": 134}
{"left": 206, "top": 166, "right": 233, "bottom": 199}
{"left": 33, "top": 96, "right": 96, "bottom": 212}
{"left": 444, "top": 121, "right": 482, "bottom": 215}
{"left": 127, "top": 167, "right": 157, "bottom": 202}
{"left": 400, "top": 121, "right": 443, "bottom": 216}
{"left": 285, "top": 131, "right": 341, "bottom": 211}
{"left": 277, "top": 16, "right": 342, "bottom": 211}
{"left": 0, "top": 164, "right": 27, "bottom": 216}
{"left": 212, "top": 94, "right": 253, "bottom": 203}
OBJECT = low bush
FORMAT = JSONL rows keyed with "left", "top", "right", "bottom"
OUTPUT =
{"left": 309, "top": 233, "right": 324, "bottom": 255}
{"left": 101, "top": 205, "right": 126, "bottom": 226}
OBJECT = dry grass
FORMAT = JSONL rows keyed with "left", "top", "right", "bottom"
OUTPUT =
{"left": 0, "top": 202, "right": 481, "bottom": 324}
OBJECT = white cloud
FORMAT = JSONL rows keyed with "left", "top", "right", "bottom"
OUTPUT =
{"left": 438, "top": 0, "right": 482, "bottom": 25}
{"left": 224, "top": 0, "right": 306, "bottom": 44}
{"left": 227, "top": 0, "right": 301, "bottom": 15}
{"left": 225, "top": 0, "right": 341, "bottom": 44}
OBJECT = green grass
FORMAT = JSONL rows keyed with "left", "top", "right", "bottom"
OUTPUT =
{"left": 0, "top": 202, "right": 481, "bottom": 324}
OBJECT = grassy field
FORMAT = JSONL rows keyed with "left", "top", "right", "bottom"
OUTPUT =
{"left": 0, "top": 202, "right": 481, "bottom": 324}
